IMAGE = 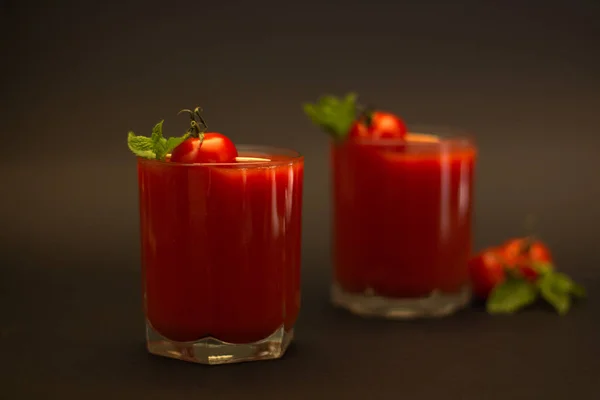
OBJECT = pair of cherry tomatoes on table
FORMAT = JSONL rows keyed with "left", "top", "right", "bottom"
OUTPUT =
{"left": 469, "top": 237, "right": 553, "bottom": 299}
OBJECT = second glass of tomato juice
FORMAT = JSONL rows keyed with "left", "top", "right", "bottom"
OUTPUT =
{"left": 304, "top": 93, "right": 476, "bottom": 318}
{"left": 128, "top": 107, "right": 304, "bottom": 364}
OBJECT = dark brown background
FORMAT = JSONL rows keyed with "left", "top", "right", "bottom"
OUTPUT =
{"left": 1, "top": 0, "right": 599, "bottom": 399}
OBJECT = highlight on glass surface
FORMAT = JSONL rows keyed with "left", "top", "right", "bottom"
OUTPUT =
{"left": 303, "top": 93, "right": 476, "bottom": 318}
{"left": 127, "top": 107, "right": 304, "bottom": 364}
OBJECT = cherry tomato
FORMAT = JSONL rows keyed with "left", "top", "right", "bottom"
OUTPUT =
{"left": 348, "top": 111, "right": 407, "bottom": 139}
{"left": 170, "top": 133, "right": 238, "bottom": 163}
{"left": 511, "top": 259, "right": 539, "bottom": 282}
{"left": 503, "top": 237, "right": 552, "bottom": 264}
{"left": 501, "top": 237, "right": 553, "bottom": 280}
{"left": 468, "top": 247, "right": 507, "bottom": 299}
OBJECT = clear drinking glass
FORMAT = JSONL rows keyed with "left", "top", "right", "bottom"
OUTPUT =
{"left": 137, "top": 145, "right": 304, "bottom": 364}
{"left": 330, "top": 128, "right": 477, "bottom": 318}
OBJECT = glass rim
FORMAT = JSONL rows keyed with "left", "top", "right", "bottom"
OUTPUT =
{"left": 137, "top": 144, "right": 303, "bottom": 168}
{"left": 338, "top": 131, "right": 476, "bottom": 149}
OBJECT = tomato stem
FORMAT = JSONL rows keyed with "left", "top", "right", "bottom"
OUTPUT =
{"left": 178, "top": 106, "right": 208, "bottom": 139}
{"left": 357, "top": 104, "right": 375, "bottom": 128}
{"left": 520, "top": 236, "right": 533, "bottom": 255}
{"left": 519, "top": 214, "right": 538, "bottom": 255}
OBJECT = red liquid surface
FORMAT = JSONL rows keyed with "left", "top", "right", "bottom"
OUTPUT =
{"left": 332, "top": 134, "right": 476, "bottom": 298}
{"left": 138, "top": 152, "right": 303, "bottom": 344}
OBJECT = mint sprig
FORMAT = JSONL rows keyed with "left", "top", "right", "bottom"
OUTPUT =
{"left": 487, "top": 276, "right": 538, "bottom": 314}
{"left": 302, "top": 92, "right": 359, "bottom": 140}
{"left": 127, "top": 120, "right": 189, "bottom": 161}
{"left": 486, "top": 262, "right": 586, "bottom": 316}
{"left": 127, "top": 132, "right": 156, "bottom": 159}
{"left": 536, "top": 270, "right": 586, "bottom": 315}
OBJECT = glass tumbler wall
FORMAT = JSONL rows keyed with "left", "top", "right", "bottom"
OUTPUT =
{"left": 137, "top": 145, "right": 304, "bottom": 364}
{"left": 330, "top": 132, "right": 476, "bottom": 318}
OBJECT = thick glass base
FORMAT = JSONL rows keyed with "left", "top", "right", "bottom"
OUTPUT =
{"left": 146, "top": 322, "right": 294, "bottom": 365}
{"left": 331, "top": 282, "right": 471, "bottom": 319}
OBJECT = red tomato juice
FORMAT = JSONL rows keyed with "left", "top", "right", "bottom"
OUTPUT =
{"left": 332, "top": 133, "right": 476, "bottom": 298}
{"left": 138, "top": 150, "right": 303, "bottom": 344}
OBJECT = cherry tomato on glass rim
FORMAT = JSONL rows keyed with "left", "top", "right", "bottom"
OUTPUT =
{"left": 348, "top": 111, "right": 407, "bottom": 140}
{"left": 170, "top": 107, "right": 238, "bottom": 164}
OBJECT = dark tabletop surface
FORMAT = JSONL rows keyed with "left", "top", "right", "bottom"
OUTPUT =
{"left": 2, "top": 245, "right": 599, "bottom": 400}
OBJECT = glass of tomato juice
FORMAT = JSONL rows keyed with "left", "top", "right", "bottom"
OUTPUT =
{"left": 330, "top": 128, "right": 477, "bottom": 318}
{"left": 137, "top": 145, "right": 304, "bottom": 364}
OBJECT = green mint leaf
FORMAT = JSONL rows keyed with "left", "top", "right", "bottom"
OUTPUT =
{"left": 165, "top": 134, "right": 190, "bottom": 153}
{"left": 154, "top": 137, "right": 169, "bottom": 161}
{"left": 532, "top": 261, "right": 554, "bottom": 276}
{"left": 127, "top": 131, "right": 156, "bottom": 159}
{"left": 538, "top": 274, "right": 571, "bottom": 315}
{"left": 303, "top": 92, "right": 358, "bottom": 140}
{"left": 540, "top": 271, "right": 586, "bottom": 298}
{"left": 127, "top": 120, "right": 190, "bottom": 161}
{"left": 570, "top": 282, "right": 587, "bottom": 299}
{"left": 555, "top": 272, "right": 586, "bottom": 298}
{"left": 151, "top": 120, "right": 164, "bottom": 144}
{"left": 543, "top": 291, "right": 571, "bottom": 315}
{"left": 150, "top": 121, "right": 168, "bottom": 159}
{"left": 486, "top": 278, "right": 538, "bottom": 314}
{"left": 537, "top": 273, "right": 572, "bottom": 315}
{"left": 154, "top": 133, "right": 191, "bottom": 160}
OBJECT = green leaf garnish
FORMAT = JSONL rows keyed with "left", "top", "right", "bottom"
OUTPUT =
{"left": 302, "top": 92, "right": 359, "bottom": 140}
{"left": 127, "top": 132, "right": 156, "bottom": 159}
{"left": 531, "top": 261, "right": 554, "bottom": 276}
{"left": 127, "top": 120, "right": 189, "bottom": 161}
{"left": 537, "top": 273, "right": 571, "bottom": 315}
{"left": 570, "top": 281, "right": 587, "bottom": 299}
{"left": 485, "top": 260, "right": 586, "bottom": 316}
{"left": 536, "top": 271, "right": 586, "bottom": 315}
{"left": 151, "top": 120, "right": 164, "bottom": 145}
{"left": 487, "top": 277, "right": 538, "bottom": 314}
